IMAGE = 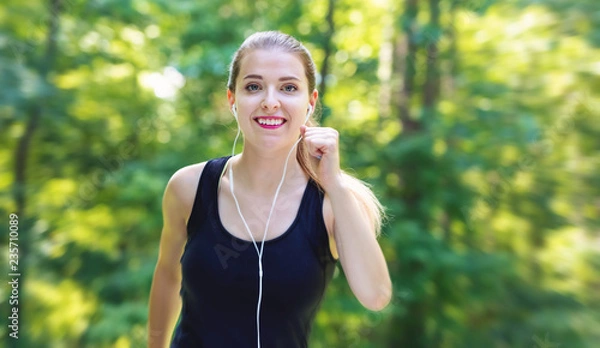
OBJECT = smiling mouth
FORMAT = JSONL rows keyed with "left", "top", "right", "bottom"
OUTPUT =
{"left": 254, "top": 117, "right": 286, "bottom": 127}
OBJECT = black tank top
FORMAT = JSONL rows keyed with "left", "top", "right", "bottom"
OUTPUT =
{"left": 171, "top": 156, "right": 337, "bottom": 347}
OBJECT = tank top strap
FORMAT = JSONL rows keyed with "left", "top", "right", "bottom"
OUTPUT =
{"left": 186, "top": 156, "right": 231, "bottom": 240}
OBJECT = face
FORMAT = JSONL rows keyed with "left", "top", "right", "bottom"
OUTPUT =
{"left": 228, "top": 49, "right": 318, "bottom": 151}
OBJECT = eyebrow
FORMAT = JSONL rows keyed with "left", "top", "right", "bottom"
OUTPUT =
{"left": 242, "top": 74, "right": 301, "bottom": 82}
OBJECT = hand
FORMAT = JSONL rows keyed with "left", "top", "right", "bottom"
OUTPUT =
{"left": 300, "top": 125, "right": 343, "bottom": 190}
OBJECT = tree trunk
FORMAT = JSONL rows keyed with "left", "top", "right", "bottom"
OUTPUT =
{"left": 318, "top": 0, "right": 335, "bottom": 123}
{"left": 14, "top": 0, "right": 61, "bottom": 217}
{"left": 10, "top": 1, "right": 62, "bottom": 347}
{"left": 422, "top": 0, "right": 441, "bottom": 110}
{"left": 387, "top": 0, "right": 445, "bottom": 345}
{"left": 387, "top": 1, "right": 428, "bottom": 347}
{"left": 445, "top": 0, "right": 460, "bottom": 97}
{"left": 396, "top": 0, "right": 421, "bottom": 134}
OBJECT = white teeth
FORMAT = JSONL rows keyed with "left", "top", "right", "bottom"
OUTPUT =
{"left": 257, "top": 118, "right": 283, "bottom": 126}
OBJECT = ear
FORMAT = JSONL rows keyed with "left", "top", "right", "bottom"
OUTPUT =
{"left": 227, "top": 89, "right": 235, "bottom": 111}
{"left": 309, "top": 89, "right": 318, "bottom": 112}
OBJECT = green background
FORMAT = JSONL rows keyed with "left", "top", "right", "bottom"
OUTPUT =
{"left": 1, "top": 0, "right": 599, "bottom": 347}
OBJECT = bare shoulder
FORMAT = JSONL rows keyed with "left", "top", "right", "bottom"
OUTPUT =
{"left": 155, "top": 162, "right": 208, "bottom": 270}
{"left": 164, "top": 161, "right": 208, "bottom": 224}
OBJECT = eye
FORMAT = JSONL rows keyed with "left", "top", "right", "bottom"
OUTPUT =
{"left": 245, "top": 83, "right": 261, "bottom": 92}
{"left": 282, "top": 84, "right": 298, "bottom": 92}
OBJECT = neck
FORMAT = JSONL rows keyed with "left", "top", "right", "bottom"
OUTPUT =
{"left": 231, "top": 144, "right": 306, "bottom": 195}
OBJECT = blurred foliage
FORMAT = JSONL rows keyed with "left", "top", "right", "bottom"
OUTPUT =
{"left": 1, "top": 0, "right": 599, "bottom": 347}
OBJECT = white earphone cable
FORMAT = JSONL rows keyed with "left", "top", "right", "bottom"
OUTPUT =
{"left": 228, "top": 106, "right": 311, "bottom": 348}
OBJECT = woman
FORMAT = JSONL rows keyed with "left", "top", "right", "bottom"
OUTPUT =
{"left": 148, "top": 31, "right": 391, "bottom": 348}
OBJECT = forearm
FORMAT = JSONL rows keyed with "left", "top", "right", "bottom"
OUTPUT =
{"left": 327, "top": 181, "right": 392, "bottom": 311}
{"left": 148, "top": 266, "right": 182, "bottom": 348}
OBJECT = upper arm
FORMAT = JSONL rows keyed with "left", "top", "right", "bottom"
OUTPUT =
{"left": 155, "top": 163, "right": 207, "bottom": 279}
{"left": 322, "top": 175, "right": 375, "bottom": 261}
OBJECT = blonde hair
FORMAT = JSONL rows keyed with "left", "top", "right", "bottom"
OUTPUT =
{"left": 228, "top": 31, "right": 385, "bottom": 235}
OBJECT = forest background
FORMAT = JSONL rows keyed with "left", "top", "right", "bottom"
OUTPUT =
{"left": 1, "top": 0, "right": 599, "bottom": 347}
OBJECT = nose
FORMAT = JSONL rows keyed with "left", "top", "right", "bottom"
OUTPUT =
{"left": 261, "top": 87, "right": 280, "bottom": 113}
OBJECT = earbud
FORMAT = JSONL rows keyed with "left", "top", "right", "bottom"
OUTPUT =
{"left": 232, "top": 105, "right": 238, "bottom": 119}
{"left": 305, "top": 105, "right": 313, "bottom": 123}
